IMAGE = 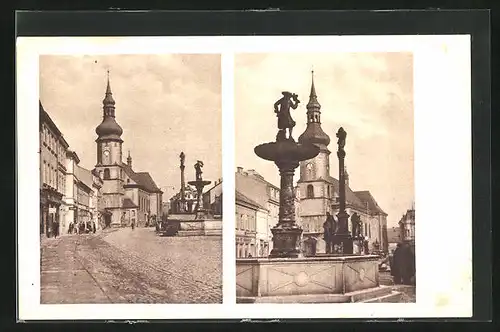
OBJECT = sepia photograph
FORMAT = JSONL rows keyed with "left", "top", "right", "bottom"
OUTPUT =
{"left": 234, "top": 53, "right": 416, "bottom": 303}
{"left": 38, "top": 53, "right": 223, "bottom": 304}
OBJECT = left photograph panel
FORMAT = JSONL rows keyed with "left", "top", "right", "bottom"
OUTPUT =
{"left": 39, "top": 54, "right": 223, "bottom": 304}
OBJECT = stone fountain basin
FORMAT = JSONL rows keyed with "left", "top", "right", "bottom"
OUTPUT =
{"left": 187, "top": 180, "right": 212, "bottom": 186}
{"left": 236, "top": 255, "right": 380, "bottom": 300}
{"left": 254, "top": 140, "right": 320, "bottom": 162}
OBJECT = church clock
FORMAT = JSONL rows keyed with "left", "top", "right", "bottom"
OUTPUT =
{"left": 103, "top": 149, "right": 110, "bottom": 164}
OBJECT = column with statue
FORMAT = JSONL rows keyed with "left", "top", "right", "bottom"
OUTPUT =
{"left": 334, "top": 127, "right": 353, "bottom": 254}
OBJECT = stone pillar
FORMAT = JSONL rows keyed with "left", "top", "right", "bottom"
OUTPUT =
{"left": 255, "top": 138, "right": 319, "bottom": 258}
{"left": 180, "top": 152, "right": 186, "bottom": 212}
{"left": 335, "top": 127, "right": 353, "bottom": 254}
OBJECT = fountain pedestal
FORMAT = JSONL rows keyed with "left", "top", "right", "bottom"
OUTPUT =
{"left": 255, "top": 138, "right": 319, "bottom": 258}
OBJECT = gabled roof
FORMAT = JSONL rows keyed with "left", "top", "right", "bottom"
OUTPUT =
{"left": 75, "top": 165, "right": 93, "bottom": 191}
{"left": 325, "top": 176, "right": 365, "bottom": 209}
{"left": 236, "top": 190, "right": 267, "bottom": 211}
{"left": 122, "top": 163, "right": 162, "bottom": 193}
{"left": 122, "top": 197, "right": 138, "bottom": 208}
{"left": 354, "top": 190, "right": 387, "bottom": 215}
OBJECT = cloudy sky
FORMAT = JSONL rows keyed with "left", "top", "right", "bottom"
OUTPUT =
{"left": 40, "top": 54, "right": 221, "bottom": 200}
{"left": 235, "top": 53, "right": 414, "bottom": 226}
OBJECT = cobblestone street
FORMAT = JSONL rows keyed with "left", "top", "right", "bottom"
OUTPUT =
{"left": 41, "top": 228, "right": 222, "bottom": 304}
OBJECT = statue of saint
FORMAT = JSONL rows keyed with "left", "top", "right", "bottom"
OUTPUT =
{"left": 336, "top": 127, "right": 347, "bottom": 149}
{"left": 323, "top": 212, "right": 337, "bottom": 254}
{"left": 350, "top": 212, "right": 362, "bottom": 238}
{"left": 180, "top": 152, "right": 185, "bottom": 168}
{"left": 274, "top": 91, "right": 300, "bottom": 140}
{"left": 194, "top": 160, "right": 204, "bottom": 181}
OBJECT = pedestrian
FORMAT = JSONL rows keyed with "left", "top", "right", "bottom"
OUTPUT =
{"left": 131, "top": 221, "right": 135, "bottom": 230}
{"left": 400, "top": 243, "right": 415, "bottom": 285}
{"left": 52, "top": 222, "right": 58, "bottom": 239}
{"left": 391, "top": 242, "right": 415, "bottom": 284}
{"left": 92, "top": 221, "right": 96, "bottom": 233}
{"left": 68, "top": 222, "right": 73, "bottom": 234}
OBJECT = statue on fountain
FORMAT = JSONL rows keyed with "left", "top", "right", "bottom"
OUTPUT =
{"left": 274, "top": 91, "right": 300, "bottom": 141}
{"left": 194, "top": 160, "right": 204, "bottom": 181}
{"left": 323, "top": 212, "right": 338, "bottom": 254}
{"left": 350, "top": 212, "right": 362, "bottom": 239}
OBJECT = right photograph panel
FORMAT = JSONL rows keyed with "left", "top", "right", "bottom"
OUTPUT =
{"left": 234, "top": 53, "right": 415, "bottom": 304}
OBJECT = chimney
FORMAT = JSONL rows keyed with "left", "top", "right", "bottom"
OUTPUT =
{"left": 237, "top": 167, "right": 243, "bottom": 173}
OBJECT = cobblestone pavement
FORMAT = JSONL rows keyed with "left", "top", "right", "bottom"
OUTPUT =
{"left": 41, "top": 228, "right": 222, "bottom": 304}
{"left": 379, "top": 271, "right": 416, "bottom": 302}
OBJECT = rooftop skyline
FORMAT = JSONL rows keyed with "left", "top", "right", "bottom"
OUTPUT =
{"left": 235, "top": 52, "right": 415, "bottom": 227}
{"left": 40, "top": 54, "right": 222, "bottom": 200}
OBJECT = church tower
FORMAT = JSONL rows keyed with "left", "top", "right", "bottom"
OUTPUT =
{"left": 94, "top": 72, "right": 125, "bottom": 226}
{"left": 297, "top": 71, "right": 335, "bottom": 238}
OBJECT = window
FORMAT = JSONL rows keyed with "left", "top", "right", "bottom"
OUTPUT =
{"left": 327, "top": 186, "right": 330, "bottom": 197}
{"left": 307, "top": 184, "right": 314, "bottom": 198}
{"left": 103, "top": 168, "right": 110, "bottom": 180}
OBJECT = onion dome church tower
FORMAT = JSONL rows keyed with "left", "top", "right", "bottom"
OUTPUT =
{"left": 94, "top": 71, "right": 125, "bottom": 227}
{"left": 297, "top": 71, "right": 337, "bottom": 246}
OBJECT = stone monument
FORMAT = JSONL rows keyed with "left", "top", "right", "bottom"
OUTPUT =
{"left": 332, "top": 127, "right": 354, "bottom": 254}
{"left": 166, "top": 156, "right": 221, "bottom": 237}
{"left": 236, "top": 91, "right": 399, "bottom": 303}
{"left": 188, "top": 160, "right": 212, "bottom": 220}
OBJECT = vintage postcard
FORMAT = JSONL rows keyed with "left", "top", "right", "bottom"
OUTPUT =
{"left": 17, "top": 35, "right": 472, "bottom": 320}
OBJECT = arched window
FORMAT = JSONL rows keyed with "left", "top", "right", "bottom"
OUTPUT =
{"left": 307, "top": 184, "right": 314, "bottom": 198}
{"left": 103, "top": 168, "right": 110, "bottom": 180}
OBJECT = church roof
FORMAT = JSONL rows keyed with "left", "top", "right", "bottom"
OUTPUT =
{"left": 74, "top": 165, "right": 93, "bottom": 191}
{"left": 122, "top": 197, "right": 138, "bottom": 208}
{"left": 298, "top": 72, "right": 331, "bottom": 147}
{"left": 325, "top": 176, "right": 365, "bottom": 209}
{"left": 236, "top": 190, "right": 267, "bottom": 211}
{"left": 353, "top": 190, "right": 388, "bottom": 215}
{"left": 122, "top": 163, "right": 162, "bottom": 193}
{"left": 95, "top": 74, "right": 123, "bottom": 141}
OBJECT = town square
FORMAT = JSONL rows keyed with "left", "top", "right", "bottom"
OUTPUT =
{"left": 39, "top": 54, "right": 222, "bottom": 304}
{"left": 234, "top": 53, "right": 416, "bottom": 303}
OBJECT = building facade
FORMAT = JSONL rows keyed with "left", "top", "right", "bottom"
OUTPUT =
{"left": 297, "top": 73, "right": 389, "bottom": 255}
{"left": 169, "top": 185, "right": 198, "bottom": 214}
{"left": 39, "top": 102, "right": 69, "bottom": 237}
{"left": 235, "top": 191, "right": 262, "bottom": 258}
{"left": 93, "top": 76, "right": 163, "bottom": 227}
{"left": 398, "top": 208, "right": 415, "bottom": 247}
{"left": 61, "top": 151, "right": 101, "bottom": 234}
{"left": 235, "top": 168, "right": 280, "bottom": 257}
{"left": 203, "top": 178, "right": 223, "bottom": 217}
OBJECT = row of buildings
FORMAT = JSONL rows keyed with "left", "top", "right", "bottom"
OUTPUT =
{"left": 39, "top": 75, "right": 163, "bottom": 237}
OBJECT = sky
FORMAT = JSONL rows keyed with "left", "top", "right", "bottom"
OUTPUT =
{"left": 235, "top": 53, "right": 414, "bottom": 227}
{"left": 40, "top": 54, "right": 222, "bottom": 201}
